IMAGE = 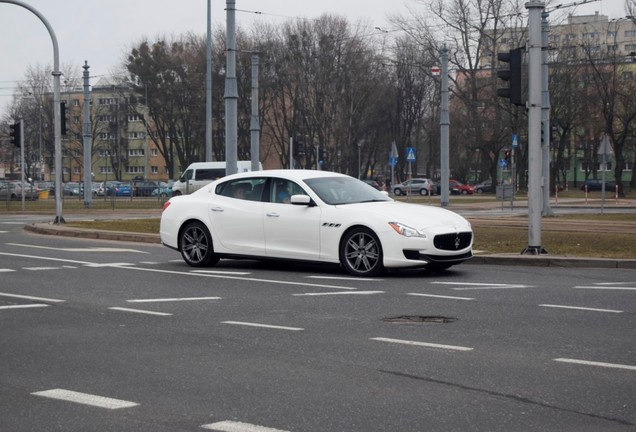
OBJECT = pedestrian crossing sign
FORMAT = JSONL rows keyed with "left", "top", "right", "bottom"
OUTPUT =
{"left": 406, "top": 147, "right": 416, "bottom": 161}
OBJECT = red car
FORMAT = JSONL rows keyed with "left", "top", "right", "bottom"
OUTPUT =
{"left": 449, "top": 179, "right": 475, "bottom": 195}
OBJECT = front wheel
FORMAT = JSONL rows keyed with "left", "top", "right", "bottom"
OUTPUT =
{"left": 340, "top": 228, "right": 384, "bottom": 277}
{"left": 179, "top": 221, "right": 219, "bottom": 267}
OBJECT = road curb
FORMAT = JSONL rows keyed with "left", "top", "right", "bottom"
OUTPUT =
{"left": 24, "top": 223, "right": 161, "bottom": 244}
{"left": 24, "top": 223, "right": 636, "bottom": 269}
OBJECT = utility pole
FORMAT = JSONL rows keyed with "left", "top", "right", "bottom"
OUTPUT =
{"left": 522, "top": 0, "right": 547, "bottom": 255}
{"left": 82, "top": 61, "right": 92, "bottom": 208}
{"left": 541, "top": 10, "right": 553, "bottom": 216}
{"left": 224, "top": 0, "right": 238, "bottom": 175}
{"left": 440, "top": 45, "right": 450, "bottom": 208}
{"left": 205, "top": 0, "right": 213, "bottom": 162}
{"left": 250, "top": 51, "right": 260, "bottom": 172}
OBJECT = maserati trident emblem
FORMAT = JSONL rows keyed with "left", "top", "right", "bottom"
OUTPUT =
{"left": 454, "top": 234, "right": 461, "bottom": 249}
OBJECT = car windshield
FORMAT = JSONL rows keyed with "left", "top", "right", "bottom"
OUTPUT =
{"left": 305, "top": 176, "right": 391, "bottom": 205}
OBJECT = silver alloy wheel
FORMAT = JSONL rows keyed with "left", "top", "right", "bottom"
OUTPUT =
{"left": 341, "top": 228, "right": 383, "bottom": 276}
{"left": 180, "top": 221, "right": 219, "bottom": 267}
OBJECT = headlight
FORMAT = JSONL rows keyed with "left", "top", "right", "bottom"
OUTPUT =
{"left": 389, "top": 222, "right": 426, "bottom": 238}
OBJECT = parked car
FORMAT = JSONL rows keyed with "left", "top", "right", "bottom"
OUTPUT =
{"left": 449, "top": 179, "right": 476, "bottom": 195}
{"left": 474, "top": 179, "right": 493, "bottom": 194}
{"left": 104, "top": 181, "right": 132, "bottom": 196}
{"left": 134, "top": 181, "right": 160, "bottom": 197}
{"left": 160, "top": 170, "right": 473, "bottom": 276}
{"left": 63, "top": 182, "right": 81, "bottom": 196}
{"left": 392, "top": 178, "right": 435, "bottom": 196}
{"left": 0, "top": 181, "right": 40, "bottom": 200}
{"left": 580, "top": 179, "right": 616, "bottom": 192}
{"left": 152, "top": 181, "right": 175, "bottom": 198}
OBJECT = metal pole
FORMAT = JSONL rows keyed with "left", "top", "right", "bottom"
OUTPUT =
{"left": 19, "top": 117, "right": 25, "bottom": 211}
{"left": 250, "top": 52, "right": 260, "bottom": 171}
{"left": 522, "top": 0, "right": 546, "bottom": 255}
{"left": 205, "top": 0, "right": 213, "bottom": 161}
{"left": 224, "top": 0, "right": 238, "bottom": 175}
{"left": 0, "top": 0, "right": 64, "bottom": 223}
{"left": 289, "top": 138, "right": 293, "bottom": 169}
{"left": 440, "top": 45, "right": 450, "bottom": 208}
{"left": 541, "top": 10, "right": 553, "bottom": 216}
{"left": 82, "top": 61, "right": 92, "bottom": 207}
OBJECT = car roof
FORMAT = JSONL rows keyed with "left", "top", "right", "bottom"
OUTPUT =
{"left": 221, "top": 169, "right": 351, "bottom": 182}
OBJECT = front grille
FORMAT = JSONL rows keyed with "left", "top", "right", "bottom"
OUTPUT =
{"left": 433, "top": 232, "right": 472, "bottom": 251}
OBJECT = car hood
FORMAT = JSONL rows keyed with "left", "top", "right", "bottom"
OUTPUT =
{"left": 340, "top": 201, "right": 471, "bottom": 231}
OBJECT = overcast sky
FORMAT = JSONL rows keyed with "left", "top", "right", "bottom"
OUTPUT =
{"left": 0, "top": 0, "right": 626, "bottom": 118}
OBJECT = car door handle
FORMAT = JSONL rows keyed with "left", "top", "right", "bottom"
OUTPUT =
{"left": 211, "top": 206, "right": 224, "bottom": 212}
{"left": 266, "top": 212, "right": 280, "bottom": 218}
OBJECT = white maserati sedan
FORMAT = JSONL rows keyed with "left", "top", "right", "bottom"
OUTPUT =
{"left": 160, "top": 170, "right": 473, "bottom": 277}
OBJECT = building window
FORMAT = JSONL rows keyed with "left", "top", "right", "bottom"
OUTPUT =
{"left": 625, "top": 44, "right": 636, "bottom": 51}
{"left": 98, "top": 98, "right": 115, "bottom": 105}
{"left": 607, "top": 31, "right": 617, "bottom": 38}
{"left": 99, "top": 166, "right": 114, "bottom": 174}
{"left": 625, "top": 30, "right": 636, "bottom": 37}
{"left": 128, "top": 149, "right": 145, "bottom": 157}
{"left": 127, "top": 131, "right": 145, "bottom": 139}
{"left": 151, "top": 166, "right": 159, "bottom": 174}
{"left": 98, "top": 132, "right": 116, "bottom": 140}
{"left": 72, "top": 99, "right": 80, "bottom": 106}
{"left": 126, "top": 166, "right": 145, "bottom": 174}
{"left": 98, "top": 115, "right": 115, "bottom": 122}
{"left": 582, "top": 32, "right": 599, "bottom": 40}
{"left": 127, "top": 114, "right": 142, "bottom": 122}
{"left": 73, "top": 115, "right": 81, "bottom": 124}
{"left": 151, "top": 148, "right": 158, "bottom": 157}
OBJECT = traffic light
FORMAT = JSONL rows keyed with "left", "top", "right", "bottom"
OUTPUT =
{"left": 9, "top": 121, "right": 21, "bottom": 147}
{"left": 496, "top": 47, "right": 523, "bottom": 106}
{"left": 60, "top": 101, "right": 67, "bottom": 135}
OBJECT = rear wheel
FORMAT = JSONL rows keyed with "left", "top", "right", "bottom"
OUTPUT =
{"left": 419, "top": 188, "right": 429, "bottom": 196}
{"left": 340, "top": 228, "right": 384, "bottom": 277}
{"left": 179, "top": 221, "right": 219, "bottom": 267}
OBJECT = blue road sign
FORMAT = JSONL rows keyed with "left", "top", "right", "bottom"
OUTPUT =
{"left": 406, "top": 147, "right": 416, "bottom": 161}
{"left": 499, "top": 158, "right": 507, "bottom": 168}
{"left": 512, "top": 134, "right": 519, "bottom": 148}
{"left": 389, "top": 156, "right": 397, "bottom": 167}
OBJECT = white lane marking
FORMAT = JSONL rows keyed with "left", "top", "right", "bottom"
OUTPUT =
{"left": 0, "top": 304, "right": 49, "bottom": 310}
{"left": 0, "top": 292, "right": 65, "bottom": 303}
{"left": 191, "top": 270, "right": 252, "bottom": 275}
{"left": 222, "top": 321, "right": 304, "bottom": 331}
{"left": 432, "top": 281, "right": 532, "bottom": 290}
{"left": 371, "top": 337, "right": 473, "bottom": 351}
{"left": 32, "top": 389, "right": 139, "bottom": 409}
{"left": 23, "top": 267, "right": 62, "bottom": 271}
{"left": 574, "top": 286, "right": 636, "bottom": 291}
{"left": 0, "top": 251, "right": 92, "bottom": 265}
{"left": 0, "top": 269, "right": 16, "bottom": 272}
{"left": 108, "top": 307, "right": 172, "bottom": 316}
{"left": 0, "top": 251, "right": 358, "bottom": 291}
{"left": 408, "top": 293, "right": 475, "bottom": 301}
{"left": 7, "top": 243, "right": 148, "bottom": 253}
{"left": 127, "top": 297, "right": 222, "bottom": 303}
{"left": 596, "top": 282, "right": 636, "bottom": 285}
{"left": 119, "top": 265, "right": 358, "bottom": 290}
{"left": 139, "top": 261, "right": 160, "bottom": 265}
{"left": 0, "top": 230, "right": 9, "bottom": 233}
{"left": 553, "top": 358, "right": 636, "bottom": 371}
{"left": 293, "top": 290, "right": 384, "bottom": 296}
{"left": 201, "top": 420, "right": 290, "bottom": 432}
{"left": 539, "top": 304, "right": 623, "bottom": 313}
{"left": 306, "top": 275, "right": 380, "bottom": 282}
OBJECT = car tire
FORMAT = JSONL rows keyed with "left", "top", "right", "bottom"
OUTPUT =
{"left": 394, "top": 188, "right": 402, "bottom": 196}
{"left": 419, "top": 188, "right": 429, "bottom": 196}
{"left": 179, "top": 221, "right": 220, "bottom": 267}
{"left": 476, "top": 189, "right": 483, "bottom": 194}
{"left": 172, "top": 190, "right": 182, "bottom": 196}
{"left": 340, "top": 227, "right": 384, "bottom": 277}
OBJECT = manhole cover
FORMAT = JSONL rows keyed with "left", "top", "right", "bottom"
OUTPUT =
{"left": 382, "top": 315, "right": 457, "bottom": 324}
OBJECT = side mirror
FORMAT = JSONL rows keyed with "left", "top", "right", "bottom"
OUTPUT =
{"left": 290, "top": 194, "right": 314, "bottom": 206}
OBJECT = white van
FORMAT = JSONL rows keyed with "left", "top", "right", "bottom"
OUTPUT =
{"left": 171, "top": 161, "right": 261, "bottom": 196}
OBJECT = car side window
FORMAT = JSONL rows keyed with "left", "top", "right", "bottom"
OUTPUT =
{"left": 270, "top": 179, "right": 306, "bottom": 204}
{"left": 217, "top": 178, "right": 267, "bottom": 202}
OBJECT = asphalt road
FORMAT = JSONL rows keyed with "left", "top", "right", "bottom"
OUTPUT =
{"left": 0, "top": 218, "right": 635, "bottom": 431}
